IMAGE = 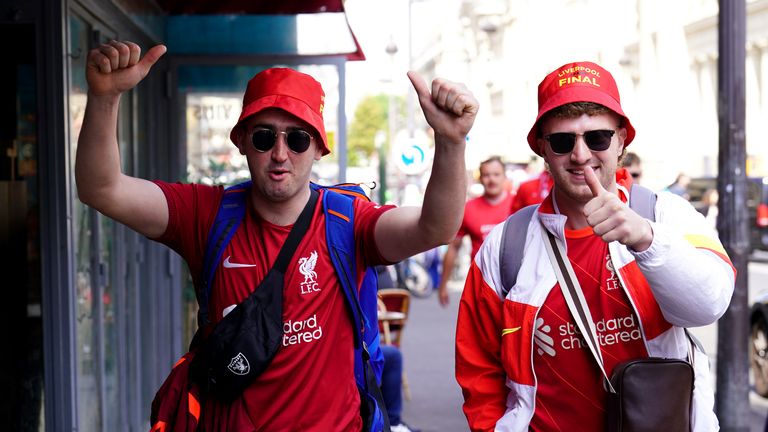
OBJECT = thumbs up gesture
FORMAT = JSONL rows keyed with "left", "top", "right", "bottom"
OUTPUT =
{"left": 583, "top": 166, "right": 653, "bottom": 251}
{"left": 86, "top": 41, "right": 167, "bottom": 97}
{"left": 407, "top": 72, "right": 478, "bottom": 145}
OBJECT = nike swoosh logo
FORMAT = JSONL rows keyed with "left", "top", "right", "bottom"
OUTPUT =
{"left": 501, "top": 327, "right": 522, "bottom": 336}
{"left": 223, "top": 256, "right": 257, "bottom": 269}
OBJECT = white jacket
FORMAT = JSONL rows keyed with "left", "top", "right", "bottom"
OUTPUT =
{"left": 456, "top": 186, "right": 735, "bottom": 432}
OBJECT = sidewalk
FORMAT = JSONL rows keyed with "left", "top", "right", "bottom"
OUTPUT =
{"left": 400, "top": 289, "right": 467, "bottom": 432}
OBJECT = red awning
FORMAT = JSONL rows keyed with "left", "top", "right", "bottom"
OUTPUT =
{"left": 155, "top": 0, "right": 364, "bottom": 59}
{"left": 155, "top": 0, "right": 345, "bottom": 15}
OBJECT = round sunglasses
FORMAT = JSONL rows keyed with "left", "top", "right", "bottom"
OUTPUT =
{"left": 251, "top": 128, "right": 313, "bottom": 154}
{"left": 544, "top": 129, "right": 616, "bottom": 155}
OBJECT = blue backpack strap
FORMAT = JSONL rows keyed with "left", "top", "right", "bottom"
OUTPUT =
{"left": 321, "top": 185, "right": 388, "bottom": 431}
{"left": 199, "top": 180, "right": 251, "bottom": 325}
{"left": 499, "top": 184, "right": 656, "bottom": 296}
{"left": 321, "top": 186, "right": 383, "bottom": 371}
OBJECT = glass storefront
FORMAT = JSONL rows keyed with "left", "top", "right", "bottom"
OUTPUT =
{"left": 68, "top": 12, "right": 142, "bottom": 431}
{"left": 0, "top": 3, "right": 351, "bottom": 430}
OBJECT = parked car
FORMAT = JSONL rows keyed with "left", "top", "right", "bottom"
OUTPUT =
{"left": 752, "top": 293, "right": 768, "bottom": 397}
{"left": 687, "top": 176, "right": 768, "bottom": 252}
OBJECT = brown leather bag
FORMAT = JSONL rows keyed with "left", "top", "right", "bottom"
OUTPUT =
{"left": 606, "top": 357, "right": 694, "bottom": 432}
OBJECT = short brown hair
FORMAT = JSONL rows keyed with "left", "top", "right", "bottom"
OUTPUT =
{"left": 479, "top": 156, "right": 504, "bottom": 171}
{"left": 620, "top": 151, "right": 641, "bottom": 168}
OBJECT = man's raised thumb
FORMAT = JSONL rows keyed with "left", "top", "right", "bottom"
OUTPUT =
{"left": 583, "top": 166, "right": 606, "bottom": 197}
{"left": 140, "top": 45, "right": 167, "bottom": 70}
{"left": 407, "top": 71, "right": 429, "bottom": 100}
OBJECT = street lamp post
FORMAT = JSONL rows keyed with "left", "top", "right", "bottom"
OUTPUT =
{"left": 407, "top": 0, "right": 415, "bottom": 139}
{"left": 375, "top": 131, "right": 387, "bottom": 203}
{"left": 382, "top": 37, "right": 399, "bottom": 204}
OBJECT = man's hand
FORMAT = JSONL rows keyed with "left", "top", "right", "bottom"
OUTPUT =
{"left": 86, "top": 41, "right": 166, "bottom": 97}
{"left": 408, "top": 72, "right": 478, "bottom": 144}
{"left": 438, "top": 284, "right": 450, "bottom": 307}
{"left": 583, "top": 166, "right": 653, "bottom": 251}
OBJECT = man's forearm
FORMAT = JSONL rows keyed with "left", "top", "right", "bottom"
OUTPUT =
{"left": 75, "top": 93, "right": 123, "bottom": 208}
{"left": 419, "top": 134, "right": 467, "bottom": 244}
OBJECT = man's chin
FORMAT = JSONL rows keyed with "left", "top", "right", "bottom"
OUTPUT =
{"left": 556, "top": 186, "right": 593, "bottom": 206}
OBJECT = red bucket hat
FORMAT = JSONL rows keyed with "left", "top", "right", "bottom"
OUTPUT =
{"left": 526, "top": 61, "right": 635, "bottom": 155}
{"left": 230, "top": 68, "right": 330, "bottom": 155}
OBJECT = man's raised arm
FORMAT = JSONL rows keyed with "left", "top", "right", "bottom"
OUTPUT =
{"left": 75, "top": 40, "right": 169, "bottom": 238}
{"left": 375, "top": 72, "right": 478, "bottom": 262}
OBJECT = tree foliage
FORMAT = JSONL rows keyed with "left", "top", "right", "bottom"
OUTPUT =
{"left": 347, "top": 94, "right": 405, "bottom": 166}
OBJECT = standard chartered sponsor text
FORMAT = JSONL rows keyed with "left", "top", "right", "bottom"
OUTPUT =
{"left": 283, "top": 314, "right": 323, "bottom": 347}
{"left": 558, "top": 314, "right": 641, "bottom": 350}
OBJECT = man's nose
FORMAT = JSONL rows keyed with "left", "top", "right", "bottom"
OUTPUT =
{"left": 271, "top": 133, "right": 290, "bottom": 161}
{"left": 569, "top": 136, "right": 592, "bottom": 162}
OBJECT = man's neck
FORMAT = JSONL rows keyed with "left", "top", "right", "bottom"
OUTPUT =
{"left": 251, "top": 187, "right": 312, "bottom": 226}
{"left": 552, "top": 188, "right": 589, "bottom": 230}
{"left": 483, "top": 191, "right": 507, "bottom": 205}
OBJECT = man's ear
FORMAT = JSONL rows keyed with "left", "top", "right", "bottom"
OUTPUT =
{"left": 618, "top": 127, "right": 628, "bottom": 142}
{"left": 536, "top": 137, "right": 548, "bottom": 158}
{"left": 233, "top": 127, "right": 246, "bottom": 155}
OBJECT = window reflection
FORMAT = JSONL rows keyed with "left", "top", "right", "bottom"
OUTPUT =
{"left": 69, "top": 14, "right": 100, "bottom": 432}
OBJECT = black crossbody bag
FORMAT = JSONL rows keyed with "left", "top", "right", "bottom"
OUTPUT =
{"left": 541, "top": 225, "right": 695, "bottom": 432}
{"left": 189, "top": 189, "right": 318, "bottom": 401}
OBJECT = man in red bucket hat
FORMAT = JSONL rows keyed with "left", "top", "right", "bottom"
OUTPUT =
{"left": 456, "top": 61, "right": 734, "bottom": 431}
{"left": 76, "top": 40, "right": 478, "bottom": 431}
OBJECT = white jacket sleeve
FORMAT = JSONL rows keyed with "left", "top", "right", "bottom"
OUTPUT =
{"left": 630, "top": 192, "right": 735, "bottom": 327}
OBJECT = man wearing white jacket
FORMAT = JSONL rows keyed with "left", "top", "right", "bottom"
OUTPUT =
{"left": 455, "top": 61, "right": 735, "bottom": 431}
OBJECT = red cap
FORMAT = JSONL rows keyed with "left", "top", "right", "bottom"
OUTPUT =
{"left": 526, "top": 61, "right": 635, "bottom": 155}
{"left": 230, "top": 68, "right": 330, "bottom": 155}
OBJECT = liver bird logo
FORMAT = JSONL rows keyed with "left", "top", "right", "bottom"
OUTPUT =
{"left": 299, "top": 251, "right": 318, "bottom": 285}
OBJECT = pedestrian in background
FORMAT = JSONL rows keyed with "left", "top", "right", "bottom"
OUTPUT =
{"left": 455, "top": 60, "right": 734, "bottom": 431}
{"left": 620, "top": 151, "right": 643, "bottom": 184}
{"left": 76, "top": 40, "right": 478, "bottom": 431}
{"left": 509, "top": 169, "right": 554, "bottom": 214}
{"left": 696, "top": 188, "right": 719, "bottom": 229}
{"left": 666, "top": 172, "right": 691, "bottom": 200}
{"left": 436, "top": 156, "right": 514, "bottom": 306}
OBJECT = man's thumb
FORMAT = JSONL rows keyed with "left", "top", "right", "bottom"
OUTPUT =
{"left": 407, "top": 71, "right": 429, "bottom": 100}
{"left": 140, "top": 45, "right": 167, "bottom": 70}
{"left": 583, "top": 166, "right": 605, "bottom": 197}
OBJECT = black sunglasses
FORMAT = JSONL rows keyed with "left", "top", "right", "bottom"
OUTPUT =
{"left": 544, "top": 129, "right": 616, "bottom": 155}
{"left": 251, "top": 128, "right": 313, "bottom": 154}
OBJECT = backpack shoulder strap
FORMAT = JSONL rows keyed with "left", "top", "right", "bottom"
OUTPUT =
{"left": 321, "top": 185, "right": 389, "bottom": 430}
{"left": 322, "top": 187, "right": 367, "bottom": 341}
{"left": 498, "top": 184, "right": 657, "bottom": 296}
{"left": 200, "top": 180, "right": 251, "bottom": 325}
{"left": 629, "top": 183, "right": 657, "bottom": 222}
{"left": 499, "top": 204, "right": 537, "bottom": 296}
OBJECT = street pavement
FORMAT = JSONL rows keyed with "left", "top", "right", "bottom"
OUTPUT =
{"left": 398, "top": 258, "right": 768, "bottom": 431}
{"left": 400, "top": 288, "right": 467, "bottom": 431}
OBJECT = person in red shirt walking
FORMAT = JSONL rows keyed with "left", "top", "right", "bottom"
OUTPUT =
{"left": 510, "top": 169, "right": 554, "bottom": 214}
{"left": 437, "top": 156, "right": 514, "bottom": 306}
{"left": 75, "top": 40, "right": 478, "bottom": 431}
